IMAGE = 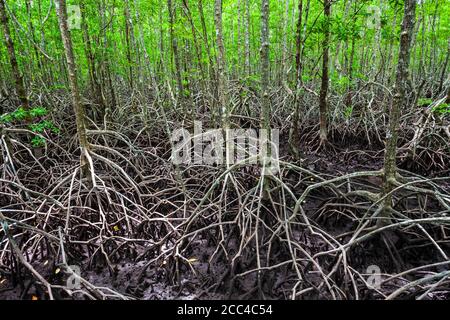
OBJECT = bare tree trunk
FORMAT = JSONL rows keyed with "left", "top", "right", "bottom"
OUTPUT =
{"left": 318, "top": 0, "right": 331, "bottom": 143}
{"left": 26, "top": 0, "right": 43, "bottom": 75}
{"left": 0, "top": 0, "right": 29, "bottom": 110}
{"left": 260, "top": 0, "right": 270, "bottom": 132}
{"left": 55, "top": 0, "right": 92, "bottom": 183}
{"left": 380, "top": 0, "right": 417, "bottom": 227}
{"left": 214, "top": 0, "right": 227, "bottom": 128}
{"left": 258, "top": 0, "right": 271, "bottom": 293}
{"left": 280, "top": 0, "right": 290, "bottom": 85}
{"left": 289, "top": 0, "right": 303, "bottom": 157}
{"left": 182, "top": 0, "right": 206, "bottom": 84}
{"left": 124, "top": 1, "right": 134, "bottom": 91}
{"left": 100, "top": 0, "right": 116, "bottom": 111}
{"left": 332, "top": 0, "right": 351, "bottom": 76}
{"left": 345, "top": 35, "right": 355, "bottom": 109}
{"left": 37, "top": 0, "right": 55, "bottom": 85}
{"left": 244, "top": 0, "right": 251, "bottom": 77}
{"left": 446, "top": 84, "right": 450, "bottom": 104}
{"left": 438, "top": 38, "right": 450, "bottom": 95}
{"left": 80, "top": 0, "right": 105, "bottom": 115}
{"left": 168, "top": 0, "right": 185, "bottom": 108}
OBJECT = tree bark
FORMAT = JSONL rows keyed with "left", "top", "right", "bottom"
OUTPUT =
{"left": 214, "top": 0, "right": 227, "bottom": 128}
{"left": 168, "top": 0, "right": 185, "bottom": 107}
{"left": 318, "top": 0, "right": 331, "bottom": 143}
{"left": 80, "top": 0, "right": 105, "bottom": 113}
{"left": 260, "top": 0, "right": 270, "bottom": 132}
{"left": 55, "top": 0, "right": 92, "bottom": 183}
{"left": 280, "top": 0, "right": 290, "bottom": 85}
{"left": 124, "top": 1, "right": 134, "bottom": 91}
{"left": 244, "top": 0, "right": 251, "bottom": 77}
{"left": 0, "top": 0, "right": 30, "bottom": 110}
{"left": 289, "top": 0, "right": 305, "bottom": 158}
{"left": 381, "top": 0, "right": 417, "bottom": 226}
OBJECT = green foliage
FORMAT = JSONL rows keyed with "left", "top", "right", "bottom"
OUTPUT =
{"left": 418, "top": 98, "right": 433, "bottom": 106}
{"left": 29, "top": 106, "right": 49, "bottom": 118}
{"left": 29, "top": 120, "right": 60, "bottom": 135}
{"left": 417, "top": 98, "right": 449, "bottom": 116}
{"left": 0, "top": 106, "right": 48, "bottom": 123}
{"left": 331, "top": 73, "right": 350, "bottom": 94}
{"left": 432, "top": 103, "right": 450, "bottom": 116}
{"left": 0, "top": 107, "right": 60, "bottom": 148}
{"left": 344, "top": 106, "right": 353, "bottom": 119}
{"left": 31, "top": 136, "right": 46, "bottom": 148}
{"left": 1, "top": 0, "right": 449, "bottom": 119}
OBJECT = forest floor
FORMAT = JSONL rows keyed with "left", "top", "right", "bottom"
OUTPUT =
{"left": 1, "top": 116, "right": 449, "bottom": 300}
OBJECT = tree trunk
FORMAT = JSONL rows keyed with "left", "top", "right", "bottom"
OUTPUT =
{"left": 446, "top": 84, "right": 450, "bottom": 104}
{"left": 214, "top": 0, "right": 227, "bottom": 129}
{"left": 26, "top": 0, "right": 43, "bottom": 75}
{"left": 244, "top": 0, "right": 251, "bottom": 77}
{"left": 124, "top": 1, "right": 134, "bottom": 91}
{"left": 345, "top": 35, "right": 355, "bottom": 109}
{"left": 0, "top": 0, "right": 30, "bottom": 110}
{"left": 280, "top": 0, "right": 290, "bottom": 85}
{"left": 318, "top": 0, "right": 331, "bottom": 143}
{"left": 380, "top": 0, "right": 417, "bottom": 227}
{"left": 289, "top": 0, "right": 308, "bottom": 158}
{"left": 80, "top": 0, "right": 105, "bottom": 114}
{"left": 182, "top": 0, "right": 206, "bottom": 85}
{"left": 55, "top": 0, "right": 92, "bottom": 183}
{"left": 168, "top": 0, "right": 185, "bottom": 108}
{"left": 260, "top": 0, "right": 270, "bottom": 132}
{"left": 438, "top": 38, "right": 450, "bottom": 96}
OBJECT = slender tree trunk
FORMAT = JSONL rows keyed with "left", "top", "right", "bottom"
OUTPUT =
{"left": 26, "top": 0, "right": 43, "bottom": 76}
{"left": 124, "top": 1, "right": 134, "bottom": 91}
{"left": 197, "top": 0, "right": 213, "bottom": 72}
{"left": 345, "top": 36, "right": 355, "bottom": 109}
{"left": 37, "top": 0, "right": 54, "bottom": 85}
{"left": 168, "top": 0, "right": 185, "bottom": 108}
{"left": 380, "top": 0, "right": 417, "bottom": 227}
{"left": 332, "top": 0, "right": 351, "bottom": 76}
{"left": 55, "top": 0, "right": 92, "bottom": 183}
{"left": 100, "top": 0, "right": 116, "bottom": 111}
{"left": 280, "top": 0, "right": 290, "bottom": 85}
{"left": 318, "top": 0, "right": 331, "bottom": 143}
{"left": 0, "top": 0, "right": 29, "bottom": 110}
{"left": 214, "top": 0, "right": 227, "bottom": 128}
{"left": 438, "top": 39, "right": 450, "bottom": 95}
{"left": 446, "top": 84, "right": 450, "bottom": 104}
{"left": 158, "top": 0, "right": 164, "bottom": 80}
{"left": 244, "top": 0, "right": 251, "bottom": 77}
{"left": 289, "top": 0, "right": 303, "bottom": 157}
{"left": 260, "top": 0, "right": 270, "bottom": 132}
{"left": 260, "top": 0, "right": 272, "bottom": 187}
{"left": 182, "top": 0, "right": 207, "bottom": 111}
{"left": 182, "top": 0, "right": 206, "bottom": 84}
{"left": 80, "top": 0, "right": 104, "bottom": 114}
{"left": 259, "top": 0, "right": 271, "bottom": 290}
